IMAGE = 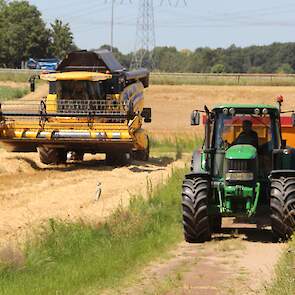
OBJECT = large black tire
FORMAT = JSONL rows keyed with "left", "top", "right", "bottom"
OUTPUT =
{"left": 270, "top": 177, "right": 295, "bottom": 240}
{"left": 210, "top": 213, "right": 222, "bottom": 233}
{"left": 182, "top": 177, "right": 211, "bottom": 243}
{"left": 105, "top": 152, "right": 131, "bottom": 166}
{"left": 38, "top": 146, "right": 67, "bottom": 165}
{"left": 133, "top": 136, "right": 150, "bottom": 162}
{"left": 69, "top": 151, "right": 84, "bottom": 161}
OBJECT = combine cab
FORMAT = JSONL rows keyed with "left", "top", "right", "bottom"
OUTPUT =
{"left": 0, "top": 50, "right": 151, "bottom": 165}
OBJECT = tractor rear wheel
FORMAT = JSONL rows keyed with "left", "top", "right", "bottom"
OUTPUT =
{"left": 182, "top": 176, "right": 211, "bottom": 243}
{"left": 270, "top": 177, "right": 295, "bottom": 240}
{"left": 38, "top": 146, "right": 67, "bottom": 165}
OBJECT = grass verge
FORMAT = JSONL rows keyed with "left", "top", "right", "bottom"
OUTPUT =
{"left": 266, "top": 236, "right": 295, "bottom": 295}
{"left": 0, "top": 86, "right": 29, "bottom": 101}
{"left": 0, "top": 167, "right": 186, "bottom": 295}
{"left": 150, "top": 134, "right": 202, "bottom": 158}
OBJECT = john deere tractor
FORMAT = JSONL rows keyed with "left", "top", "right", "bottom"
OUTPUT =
{"left": 182, "top": 98, "right": 295, "bottom": 242}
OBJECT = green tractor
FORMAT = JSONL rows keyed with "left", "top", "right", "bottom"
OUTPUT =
{"left": 182, "top": 98, "right": 295, "bottom": 242}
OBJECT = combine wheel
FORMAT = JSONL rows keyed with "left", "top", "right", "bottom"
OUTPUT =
{"left": 38, "top": 146, "right": 67, "bottom": 165}
{"left": 270, "top": 177, "right": 295, "bottom": 240}
{"left": 182, "top": 176, "right": 211, "bottom": 243}
{"left": 133, "top": 138, "right": 150, "bottom": 161}
{"left": 69, "top": 151, "right": 84, "bottom": 161}
{"left": 106, "top": 152, "right": 132, "bottom": 166}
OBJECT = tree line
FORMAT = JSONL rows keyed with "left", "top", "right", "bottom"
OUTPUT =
{"left": 0, "top": 0, "right": 77, "bottom": 68}
{"left": 1, "top": 1, "right": 295, "bottom": 73}
{"left": 105, "top": 43, "right": 295, "bottom": 74}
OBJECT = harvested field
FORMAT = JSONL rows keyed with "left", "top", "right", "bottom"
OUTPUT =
{"left": 0, "top": 84, "right": 293, "bottom": 294}
{"left": 145, "top": 84, "right": 295, "bottom": 136}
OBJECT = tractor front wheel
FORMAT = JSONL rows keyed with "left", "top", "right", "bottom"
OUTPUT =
{"left": 182, "top": 176, "right": 211, "bottom": 243}
{"left": 210, "top": 213, "right": 222, "bottom": 233}
{"left": 270, "top": 176, "right": 295, "bottom": 240}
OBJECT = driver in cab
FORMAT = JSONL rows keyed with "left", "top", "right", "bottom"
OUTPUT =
{"left": 233, "top": 120, "right": 259, "bottom": 149}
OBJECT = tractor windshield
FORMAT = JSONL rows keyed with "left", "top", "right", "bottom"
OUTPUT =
{"left": 214, "top": 112, "right": 280, "bottom": 151}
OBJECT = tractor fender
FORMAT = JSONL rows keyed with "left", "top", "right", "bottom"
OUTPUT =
{"left": 191, "top": 149, "right": 205, "bottom": 173}
{"left": 270, "top": 170, "right": 295, "bottom": 180}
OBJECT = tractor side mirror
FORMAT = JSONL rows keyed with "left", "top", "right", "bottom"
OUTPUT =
{"left": 141, "top": 108, "right": 152, "bottom": 123}
{"left": 191, "top": 110, "right": 200, "bottom": 126}
{"left": 281, "top": 139, "right": 287, "bottom": 149}
{"left": 292, "top": 113, "right": 295, "bottom": 127}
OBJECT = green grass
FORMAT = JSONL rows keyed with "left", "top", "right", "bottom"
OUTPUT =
{"left": 266, "top": 236, "right": 295, "bottom": 295}
{"left": 150, "top": 135, "right": 202, "bottom": 157}
{"left": 0, "top": 86, "right": 29, "bottom": 101}
{"left": 0, "top": 167, "right": 186, "bottom": 295}
{"left": 150, "top": 73, "right": 295, "bottom": 86}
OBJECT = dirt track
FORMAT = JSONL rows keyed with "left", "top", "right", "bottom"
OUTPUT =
{"left": 0, "top": 84, "right": 293, "bottom": 293}
{"left": 0, "top": 151, "right": 185, "bottom": 245}
{"left": 112, "top": 222, "right": 285, "bottom": 295}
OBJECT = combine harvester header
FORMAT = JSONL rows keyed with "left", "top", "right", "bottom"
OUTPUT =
{"left": 0, "top": 50, "right": 151, "bottom": 165}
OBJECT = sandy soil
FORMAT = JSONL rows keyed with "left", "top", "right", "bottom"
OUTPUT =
{"left": 0, "top": 151, "right": 185, "bottom": 246}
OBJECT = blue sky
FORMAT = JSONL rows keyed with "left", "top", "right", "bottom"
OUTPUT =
{"left": 29, "top": 0, "right": 295, "bottom": 53}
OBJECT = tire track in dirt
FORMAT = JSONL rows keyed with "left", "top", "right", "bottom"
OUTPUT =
{"left": 108, "top": 221, "right": 285, "bottom": 295}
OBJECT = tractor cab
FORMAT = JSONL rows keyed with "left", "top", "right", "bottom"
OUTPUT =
{"left": 211, "top": 105, "right": 281, "bottom": 179}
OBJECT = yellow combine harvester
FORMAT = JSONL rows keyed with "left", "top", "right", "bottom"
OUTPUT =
{"left": 0, "top": 50, "right": 151, "bottom": 165}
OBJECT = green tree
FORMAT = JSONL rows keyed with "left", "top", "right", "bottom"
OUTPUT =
{"left": 49, "top": 19, "right": 76, "bottom": 59}
{"left": 276, "top": 63, "right": 294, "bottom": 74}
{"left": 211, "top": 63, "right": 225, "bottom": 73}
{"left": 0, "top": 1, "right": 50, "bottom": 67}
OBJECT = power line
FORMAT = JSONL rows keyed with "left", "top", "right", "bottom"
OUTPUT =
{"left": 130, "top": 0, "right": 187, "bottom": 69}
{"left": 130, "top": 0, "right": 156, "bottom": 69}
{"left": 104, "top": 0, "right": 133, "bottom": 51}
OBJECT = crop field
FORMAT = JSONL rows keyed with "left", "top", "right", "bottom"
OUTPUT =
{"left": 0, "top": 83, "right": 294, "bottom": 294}
{"left": 150, "top": 73, "right": 295, "bottom": 86}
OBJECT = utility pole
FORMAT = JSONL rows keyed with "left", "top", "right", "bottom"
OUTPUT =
{"left": 130, "top": 0, "right": 187, "bottom": 69}
{"left": 110, "top": 0, "right": 115, "bottom": 52}
{"left": 130, "top": 0, "right": 156, "bottom": 70}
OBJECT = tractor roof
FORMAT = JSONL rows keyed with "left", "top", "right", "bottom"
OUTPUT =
{"left": 213, "top": 104, "right": 278, "bottom": 110}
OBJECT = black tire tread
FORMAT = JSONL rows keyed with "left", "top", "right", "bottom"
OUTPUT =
{"left": 270, "top": 177, "right": 295, "bottom": 240}
{"left": 38, "top": 146, "right": 67, "bottom": 165}
{"left": 133, "top": 137, "right": 150, "bottom": 161}
{"left": 182, "top": 177, "right": 211, "bottom": 243}
{"left": 38, "top": 146, "right": 59, "bottom": 165}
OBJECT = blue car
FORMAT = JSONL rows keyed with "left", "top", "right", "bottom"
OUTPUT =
{"left": 27, "top": 58, "right": 60, "bottom": 71}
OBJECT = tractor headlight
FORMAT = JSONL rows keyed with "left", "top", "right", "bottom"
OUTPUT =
{"left": 226, "top": 172, "right": 254, "bottom": 181}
